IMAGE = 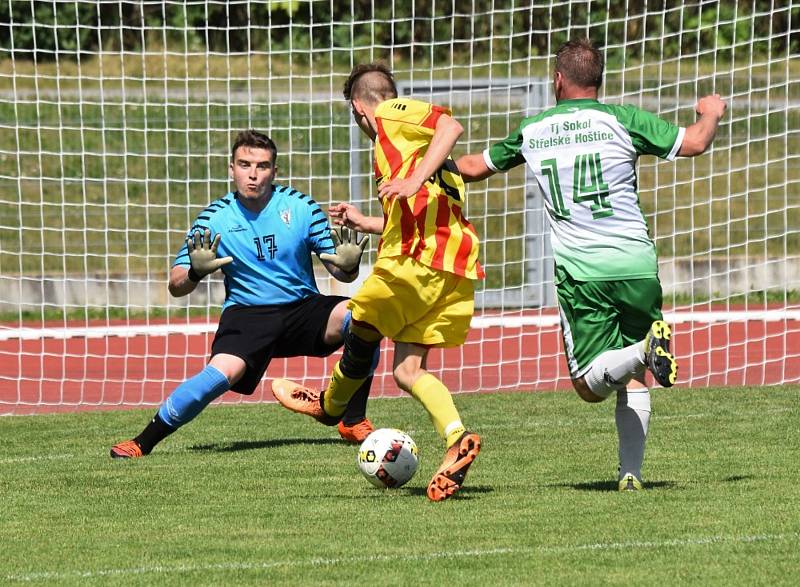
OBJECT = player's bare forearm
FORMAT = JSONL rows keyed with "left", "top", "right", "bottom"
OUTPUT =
{"left": 455, "top": 153, "right": 497, "bottom": 183}
{"left": 413, "top": 114, "right": 463, "bottom": 182}
{"left": 168, "top": 265, "right": 199, "bottom": 297}
{"left": 329, "top": 203, "right": 384, "bottom": 234}
{"left": 378, "top": 114, "right": 463, "bottom": 199}
{"left": 352, "top": 215, "right": 383, "bottom": 235}
{"left": 679, "top": 94, "right": 727, "bottom": 157}
{"left": 680, "top": 115, "right": 720, "bottom": 156}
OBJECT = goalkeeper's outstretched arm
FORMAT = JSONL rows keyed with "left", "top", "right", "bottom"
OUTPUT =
{"left": 169, "top": 266, "right": 199, "bottom": 297}
{"left": 319, "top": 226, "right": 370, "bottom": 284}
{"left": 168, "top": 229, "right": 233, "bottom": 297}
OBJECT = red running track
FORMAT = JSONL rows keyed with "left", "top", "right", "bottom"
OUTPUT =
{"left": 1, "top": 316, "right": 799, "bottom": 415}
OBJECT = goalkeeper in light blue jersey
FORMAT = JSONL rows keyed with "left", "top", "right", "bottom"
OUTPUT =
{"left": 457, "top": 38, "right": 726, "bottom": 491}
{"left": 110, "top": 130, "right": 379, "bottom": 458}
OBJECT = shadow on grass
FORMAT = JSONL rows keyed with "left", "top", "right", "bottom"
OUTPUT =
{"left": 722, "top": 475, "right": 753, "bottom": 483}
{"left": 332, "top": 484, "right": 493, "bottom": 500}
{"left": 405, "top": 485, "right": 494, "bottom": 499}
{"left": 550, "top": 480, "right": 677, "bottom": 491}
{"left": 554, "top": 476, "right": 752, "bottom": 491}
{"left": 189, "top": 437, "right": 342, "bottom": 453}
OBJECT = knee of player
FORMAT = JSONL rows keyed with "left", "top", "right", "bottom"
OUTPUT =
{"left": 328, "top": 303, "right": 352, "bottom": 344}
{"left": 572, "top": 377, "right": 606, "bottom": 403}
{"left": 208, "top": 354, "right": 247, "bottom": 386}
{"left": 392, "top": 363, "right": 420, "bottom": 392}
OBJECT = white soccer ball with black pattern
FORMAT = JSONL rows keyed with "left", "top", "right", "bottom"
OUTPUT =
{"left": 357, "top": 428, "right": 419, "bottom": 488}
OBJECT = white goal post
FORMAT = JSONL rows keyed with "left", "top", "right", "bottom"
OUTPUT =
{"left": 0, "top": 1, "right": 798, "bottom": 414}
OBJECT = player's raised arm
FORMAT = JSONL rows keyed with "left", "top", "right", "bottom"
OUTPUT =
{"left": 377, "top": 113, "right": 464, "bottom": 199}
{"left": 455, "top": 153, "right": 497, "bottom": 183}
{"left": 168, "top": 265, "right": 197, "bottom": 297}
{"left": 169, "top": 228, "right": 233, "bottom": 297}
{"left": 678, "top": 94, "right": 727, "bottom": 157}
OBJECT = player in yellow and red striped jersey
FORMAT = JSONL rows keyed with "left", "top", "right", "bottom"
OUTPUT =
{"left": 370, "top": 98, "right": 484, "bottom": 280}
{"left": 272, "top": 63, "right": 483, "bottom": 501}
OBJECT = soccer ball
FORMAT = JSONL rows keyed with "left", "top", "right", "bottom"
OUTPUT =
{"left": 357, "top": 428, "right": 419, "bottom": 489}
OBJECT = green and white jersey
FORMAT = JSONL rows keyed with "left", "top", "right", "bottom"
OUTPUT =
{"left": 484, "top": 98, "right": 684, "bottom": 281}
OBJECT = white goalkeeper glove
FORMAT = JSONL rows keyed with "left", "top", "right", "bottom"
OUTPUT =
{"left": 319, "top": 226, "right": 369, "bottom": 275}
{"left": 186, "top": 229, "right": 233, "bottom": 282}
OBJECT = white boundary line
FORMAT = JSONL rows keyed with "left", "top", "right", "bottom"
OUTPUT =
{"left": 5, "top": 533, "right": 798, "bottom": 582}
{"left": 475, "top": 310, "right": 800, "bottom": 328}
{"left": 1, "top": 310, "right": 798, "bottom": 341}
{"left": 0, "top": 454, "right": 75, "bottom": 464}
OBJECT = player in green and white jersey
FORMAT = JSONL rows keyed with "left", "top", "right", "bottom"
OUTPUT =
{"left": 457, "top": 38, "right": 726, "bottom": 491}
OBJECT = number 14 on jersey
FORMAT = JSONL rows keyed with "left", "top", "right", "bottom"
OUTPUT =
{"left": 541, "top": 151, "right": 613, "bottom": 221}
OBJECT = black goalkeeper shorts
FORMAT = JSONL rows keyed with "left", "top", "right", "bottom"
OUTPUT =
{"left": 211, "top": 295, "right": 348, "bottom": 395}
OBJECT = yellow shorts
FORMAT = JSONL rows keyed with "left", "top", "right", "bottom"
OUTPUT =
{"left": 348, "top": 256, "right": 475, "bottom": 347}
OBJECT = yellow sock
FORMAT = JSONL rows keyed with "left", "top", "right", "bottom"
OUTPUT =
{"left": 324, "top": 362, "right": 366, "bottom": 417}
{"left": 409, "top": 373, "right": 465, "bottom": 448}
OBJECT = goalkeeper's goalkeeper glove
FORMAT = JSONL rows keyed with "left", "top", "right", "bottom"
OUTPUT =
{"left": 319, "top": 226, "right": 369, "bottom": 275}
{"left": 186, "top": 229, "right": 233, "bottom": 282}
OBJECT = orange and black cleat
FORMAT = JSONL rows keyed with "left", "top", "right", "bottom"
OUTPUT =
{"left": 427, "top": 431, "right": 482, "bottom": 502}
{"left": 110, "top": 439, "right": 144, "bottom": 459}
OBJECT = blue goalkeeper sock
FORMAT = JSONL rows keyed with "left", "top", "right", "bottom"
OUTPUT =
{"left": 157, "top": 364, "right": 231, "bottom": 429}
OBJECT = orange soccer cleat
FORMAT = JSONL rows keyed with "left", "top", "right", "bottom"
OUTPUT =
{"left": 337, "top": 418, "right": 375, "bottom": 444}
{"left": 109, "top": 439, "right": 144, "bottom": 459}
{"left": 426, "top": 431, "right": 482, "bottom": 502}
{"left": 271, "top": 379, "right": 340, "bottom": 425}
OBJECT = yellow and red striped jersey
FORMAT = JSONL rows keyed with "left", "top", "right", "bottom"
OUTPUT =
{"left": 372, "top": 97, "right": 484, "bottom": 280}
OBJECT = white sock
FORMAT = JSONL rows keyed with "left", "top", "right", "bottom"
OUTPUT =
{"left": 615, "top": 387, "right": 651, "bottom": 481}
{"left": 584, "top": 343, "right": 646, "bottom": 398}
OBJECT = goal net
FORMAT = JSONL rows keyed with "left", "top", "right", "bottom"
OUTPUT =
{"left": 1, "top": 1, "right": 798, "bottom": 414}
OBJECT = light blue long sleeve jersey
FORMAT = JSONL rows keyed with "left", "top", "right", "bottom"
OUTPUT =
{"left": 173, "top": 186, "right": 336, "bottom": 309}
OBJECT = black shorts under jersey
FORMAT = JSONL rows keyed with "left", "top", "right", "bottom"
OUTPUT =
{"left": 211, "top": 294, "right": 348, "bottom": 395}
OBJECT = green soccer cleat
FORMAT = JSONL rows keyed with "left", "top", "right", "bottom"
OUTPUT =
{"left": 644, "top": 320, "right": 678, "bottom": 387}
{"left": 618, "top": 473, "right": 643, "bottom": 491}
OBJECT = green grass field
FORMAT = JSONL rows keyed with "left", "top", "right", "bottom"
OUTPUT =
{"left": 2, "top": 385, "right": 799, "bottom": 585}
